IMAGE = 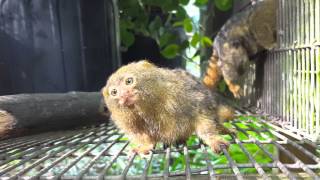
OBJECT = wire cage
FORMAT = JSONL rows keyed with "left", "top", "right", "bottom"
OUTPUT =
{"left": 0, "top": 0, "right": 320, "bottom": 179}
{"left": 237, "top": 0, "right": 320, "bottom": 143}
{"left": 0, "top": 109, "right": 319, "bottom": 179}
{"left": 258, "top": 0, "right": 320, "bottom": 142}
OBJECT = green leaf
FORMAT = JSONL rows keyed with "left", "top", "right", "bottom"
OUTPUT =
{"left": 214, "top": 0, "right": 233, "bottom": 11}
{"left": 179, "top": 0, "right": 189, "bottom": 5}
{"left": 194, "top": 0, "right": 208, "bottom": 6}
{"left": 236, "top": 123, "right": 249, "bottom": 129}
{"left": 201, "top": 36, "right": 213, "bottom": 47}
{"left": 237, "top": 131, "right": 249, "bottom": 140}
{"left": 148, "top": 16, "right": 162, "bottom": 33}
{"left": 191, "top": 33, "right": 200, "bottom": 47}
{"left": 159, "top": 32, "right": 176, "bottom": 48}
{"left": 162, "top": 0, "right": 179, "bottom": 11}
{"left": 183, "top": 18, "right": 193, "bottom": 32}
{"left": 120, "top": 27, "right": 135, "bottom": 48}
{"left": 120, "top": 19, "right": 134, "bottom": 29}
{"left": 143, "top": 0, "right": 163, "bottom": 6}
{"left": 176, "top": 6, "right": 187, "bottom": 19}
{"left": 119, "top": 0, "right": 141, "bottom": 16}
{"left": 180, "top": 40, "right": 189, "bottom": 50}
{"left": 161, "top": 44, "right": 180, "bottom": 59}
{"left": 148, "top": 16, "right": 162, "bottom": 41}
{"left": 134, "top": 15, "right": 149, "bottom": 31}
{"left": 173, "top": 21, "right": 184, "bottom": 27}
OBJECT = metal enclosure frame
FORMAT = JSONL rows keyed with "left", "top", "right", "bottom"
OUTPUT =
{"left": 259, "top": 0, "right": 320, "bottom": 142}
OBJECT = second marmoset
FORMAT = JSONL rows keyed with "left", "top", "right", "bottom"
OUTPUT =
{"left": 102, "top": 60, "right": 234, "bottom": 154}
{"left": 203, "top": 0, "right": 276, "bottom": 98}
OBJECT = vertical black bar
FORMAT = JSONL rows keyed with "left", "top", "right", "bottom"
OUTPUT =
{"left": 55, "top": 0, "right": 68, "bottom": 91}
{"left": 0, "top": 0, "right": 7, "bottom": 30}
{"left": 111, "top": 0, "right": 121, "bottom": 67}
{"left": 77, "top": 0, "right": 88, "bottom": 90}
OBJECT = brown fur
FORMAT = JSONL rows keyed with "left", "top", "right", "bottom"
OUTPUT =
{"left": 102, "top": 60, "right": 234, "bottom": 154}
{"left": 203, "top": 0, "right": 276, "bottom": 98}
{"left": 203, "top": 54, "right": 221, "bottom": 89}
{"left": 217, "top": 105, "right": 234, "bottom": 122}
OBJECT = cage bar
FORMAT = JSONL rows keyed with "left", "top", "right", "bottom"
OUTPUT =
{"left": 258, "top": 0, "right": 320, "bottom": 142}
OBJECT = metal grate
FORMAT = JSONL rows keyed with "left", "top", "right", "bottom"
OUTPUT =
{"left": 259, "top": 0, "right": 320, "bottom": 142}
{"left": 0, "top": 110, "right": 319, "bottom": 179}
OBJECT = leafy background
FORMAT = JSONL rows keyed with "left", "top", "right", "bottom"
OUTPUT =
{"left": 119, "top": 0, "right": 233, "bottom": 61}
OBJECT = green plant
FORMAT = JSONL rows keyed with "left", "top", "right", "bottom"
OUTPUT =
{"left": 118, "top": 0, "right": 233, "bottom": 60}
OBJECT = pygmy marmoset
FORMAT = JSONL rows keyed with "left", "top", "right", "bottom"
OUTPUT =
{"left": 102, "top": 60, "right": 234, "bottom": 154}
{"left": 203, "top": 0, "right": 276, "bottom": 98}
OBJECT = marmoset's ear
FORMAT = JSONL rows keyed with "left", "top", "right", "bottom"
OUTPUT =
{"left": 138, "top": 59, "right": 156, "bottom": 68}
{"left": 101, "top": 86, "right": 109, "bottom": 97}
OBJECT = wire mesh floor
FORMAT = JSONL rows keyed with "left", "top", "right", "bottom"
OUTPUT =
{"left": 0, "top": 111, "right": 319, "bottom": 180}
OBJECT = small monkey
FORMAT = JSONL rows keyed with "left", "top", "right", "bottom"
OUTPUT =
{"left": 203, "top": 0, "right": 276, "bottom": 98}
{"left": 102, "top": 60, "right": 234, "bottom": 155}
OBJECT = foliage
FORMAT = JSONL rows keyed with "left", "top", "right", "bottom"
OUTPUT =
{"left": 118, "top": 0, "right": 232, "bottom": 59}
{"left": 214, "top": 0, "right": 233, "bottom": 11}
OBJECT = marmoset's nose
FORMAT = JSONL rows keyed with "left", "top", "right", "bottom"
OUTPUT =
{"left": 120, "top": 89, "right": 132, "bottom": 98}
{"left": 118, "top": 89, "right": 135, "bottom": 106}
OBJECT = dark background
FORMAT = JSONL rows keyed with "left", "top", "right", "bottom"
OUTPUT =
{"left": 0, "top": 0, "right": 120, "bottom": 95}
{"left": 0, "top": 0, "right": 251, "bottom": 95}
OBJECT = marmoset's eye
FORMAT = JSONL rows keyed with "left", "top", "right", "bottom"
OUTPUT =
{"left": 125, "top": 77, "right": 134, "bottom": 85}
{"left": 110, "top": 88, "right": 118, "bottom": 96}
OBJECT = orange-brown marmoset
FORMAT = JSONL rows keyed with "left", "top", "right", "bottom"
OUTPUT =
{"left": 102, "top": 60, "right": 234, "bottom": 155}
{"left": 203, "top": 0, "right": 276, "bottom": 98}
